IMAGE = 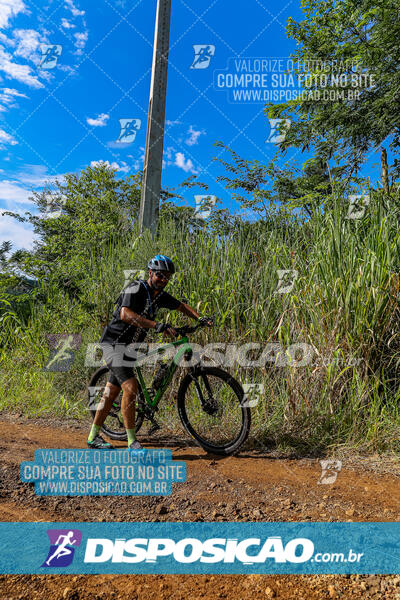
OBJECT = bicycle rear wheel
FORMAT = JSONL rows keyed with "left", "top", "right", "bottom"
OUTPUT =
{"left": 177, "top": 366, "right": 251, "bottom": 455}
{"left": 87, "top": 366, "right": 145, "bottom": 441}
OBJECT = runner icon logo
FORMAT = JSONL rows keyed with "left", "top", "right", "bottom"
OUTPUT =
{"left": 266, "top": 119, "right": 291, "bottom": 144}
{"left": 116, "top": 119, "right": 141, "bottom": 144}
{"left": 39, "top": 44, "right": 62, "bottom": 69}
{"left": 317, "top": 460, "right": 342, "bottom": 485}
{"left": 190, "top": 45, "right": 215, "bottom": 69}
{"left": 41, "top": 529, "right": 82, "bottom": 568}
{"left": 44, "top": 334, "right": 82, "bottom": 372}
{"left": 274, "top": 270, "right": 298, "bottom": 294}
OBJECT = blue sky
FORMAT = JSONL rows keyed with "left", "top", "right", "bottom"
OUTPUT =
{"left": 0, "top": 0, "right": 384, "bottom": 250}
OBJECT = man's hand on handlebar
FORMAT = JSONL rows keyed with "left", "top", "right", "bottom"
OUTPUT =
{"left": 155, "top": 316, "right": 215, "bottom": 338}
{"left": 163, "top": 326, "right": 177, "bottom": 338}
{"left": 154, "top": 322, "right": 177, "bottom": 338}
{"left": 198, "top": 316, "right": 215, "bottom": 327}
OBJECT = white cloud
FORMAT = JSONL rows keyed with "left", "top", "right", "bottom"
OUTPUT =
{"left": 0, "top": 165, "right": 66, "bottom": 249}
{"left": 90, "top": 159, "right": 130, "bottom": 173}
{"left": 174, "top": 152, "right": 197, "bottom": 173}
{"left": 0, "top": 87, "right": 27, "bottom": 100}
{"left": 127, "top": 155, "right": 141, "bottom": 170}
{"left": 162, "top": 146, "right": 178, "bottom": 170}
{"left": 165, "top": 119, "right": 183, "bottom": 127}
{"left": 56, "top": 63, "right": 75, "bottom": 76}
{"left": 74, "top": 30, "right": 88, "bottom": 54}
{"left": 61, "top": 18, "right": 75, "bottom": 29}
{"left": 13, "top": 29, "right": 41, "bottom": 61}
{"left": 164, "top": 145, "right": 175, "bottom": 161}
{"left": 0, "top": 128, "right": 17, "bottom": 146}
{"left": 17, "top": 164, "right": 62, "bottom": 187}
{"left": 0, "top": 180, "right": 33, "bottom": 204}
{"left": 63, "top": 1, "right": 87, "bottom": 54}
{"left": 86, "top": 113, "right": 109, "bottom": 127}
{"left": 0, "top": 166, "right": 69, "bottom": 249}
{"left": 0, "top": 214, "right": 34, "bottom": 250}
{"left": 0, "top": 166, "right": 64, "bottom": 206}
{"left": 0, "top": 31, "right": 13, "bottom": 46}
{"left": 0, "top": 87, "right": 28, "bottom": 111}
{"left": 0, "top": 46, "right": 43, "bottom": 88}
{"left": 185, "top": 125, "right": 204, "bottom": 146}
{"left": 0, "top": 0, "right": 27, "bottom": 29}
{"left": 65, "top": 0, "right": 85, "bottom": 17}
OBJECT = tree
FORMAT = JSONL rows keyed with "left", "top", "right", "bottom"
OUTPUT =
{"left": 2, "top": 163, "right": 141, "bottom": 295}
{"left": 213, "top": 141, "right": 276, "bottom": 221}
{"left": 267, "top": 0, "right": 400, "bottom": 186}
{"left": 159, "top": 173, "right": 210, "bottom": 229}
{"left": 0, "top": 241, "right": 11, "bottom": 271}
{"left": 213, "top": 141, "right": 353, "bottom": 216}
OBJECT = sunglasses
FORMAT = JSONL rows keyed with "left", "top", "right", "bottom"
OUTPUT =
{"left": 154, "top": 271, "right": 171, "bottom": 281}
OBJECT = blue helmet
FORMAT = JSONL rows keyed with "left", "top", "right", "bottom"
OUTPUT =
{"left": 147, "top": 255, "right": 176, "bottom": 274}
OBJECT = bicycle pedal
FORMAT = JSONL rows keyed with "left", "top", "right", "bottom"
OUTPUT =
{"left": 148, "top": 421, "right": 161, "bottom": 435}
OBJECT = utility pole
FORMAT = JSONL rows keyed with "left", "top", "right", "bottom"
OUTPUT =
{"left": 380, "top": 146, "right": 390, "bottom": 195}
{"left": 139, "top": 0, "right": 172, "bottom": 235}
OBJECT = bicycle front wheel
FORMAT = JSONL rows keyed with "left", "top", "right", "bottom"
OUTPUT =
{"left": 177, "top": 366, "right": 251, "bottom": 455}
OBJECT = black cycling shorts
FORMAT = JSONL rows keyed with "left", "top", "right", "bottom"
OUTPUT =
{"left": 101, "top": 343, "right": 137, "bottom": 387}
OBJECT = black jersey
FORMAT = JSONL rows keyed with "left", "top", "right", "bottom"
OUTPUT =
{"left": 99, "top": 280, "right": 181, "bottom": 346}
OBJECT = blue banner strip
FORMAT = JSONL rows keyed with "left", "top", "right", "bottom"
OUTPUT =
{"left": 1, "top": 522, "right": 400, "bottom": 574}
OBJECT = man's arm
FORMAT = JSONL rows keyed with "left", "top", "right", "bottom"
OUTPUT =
{"left": 120, "top": 307, "right": 177, "bottom": 335}
{"left": 120, "top": 307, "right": 157, "bottom": 329}
{"left": 176, "top": 302, "right": 201, "bottom": 321}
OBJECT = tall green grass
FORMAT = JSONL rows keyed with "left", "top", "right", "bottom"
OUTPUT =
{"left": 1, "top": 190, "right": 399, "bottom": 454}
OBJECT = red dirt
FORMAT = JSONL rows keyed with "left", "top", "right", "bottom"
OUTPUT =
{"left": 0, "top": 417, "right": 399, "bottom": 599}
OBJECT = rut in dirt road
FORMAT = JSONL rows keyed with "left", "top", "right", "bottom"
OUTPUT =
{"left": 1, "top": 417, "right": 400, "bottom": 600}
{"left": 1, "top": 417, "right": 399, "bottom": 522}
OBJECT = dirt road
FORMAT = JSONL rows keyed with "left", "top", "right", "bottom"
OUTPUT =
{"left": 0, "top": 416, "right": 399, "bottom": 599}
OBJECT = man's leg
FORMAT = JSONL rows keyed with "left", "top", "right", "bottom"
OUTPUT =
{"left": 121, "top": 377, "right": 140, "bottom": 447}
{"left": 93, "top": 382, "right": 121, "bottom": 426}
{"left": 87, "top": 381, "right": 121, "bottom": 447}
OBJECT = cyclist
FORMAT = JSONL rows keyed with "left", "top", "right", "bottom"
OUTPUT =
{"left": 87, "top": 255, "right": 211, "bottom": 450}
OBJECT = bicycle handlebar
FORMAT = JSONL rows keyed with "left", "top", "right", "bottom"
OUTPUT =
{"left": 171, "top": 317, "right": 215, "bottom": 337}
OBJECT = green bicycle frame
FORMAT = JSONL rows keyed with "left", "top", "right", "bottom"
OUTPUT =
{"left": 134, "top": 336, "right": 194, "bottom": 409}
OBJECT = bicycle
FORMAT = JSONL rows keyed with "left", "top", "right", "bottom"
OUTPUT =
{"left": 87, "top": 321, "right": 251, "bottom": 455}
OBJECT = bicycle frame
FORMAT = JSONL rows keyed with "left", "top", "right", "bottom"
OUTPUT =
{"left": 134, "top": 335, "right": 194, "bottom": 410}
